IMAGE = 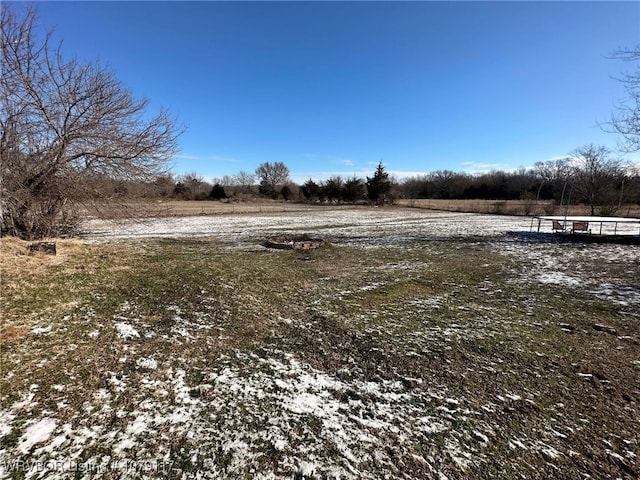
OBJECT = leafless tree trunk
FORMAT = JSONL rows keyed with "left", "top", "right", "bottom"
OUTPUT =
{"left": 1, "top": 5, "right": 182, "bottom": 239}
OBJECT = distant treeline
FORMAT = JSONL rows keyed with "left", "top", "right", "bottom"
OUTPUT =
{"left": 397, "top": 147, "right": 640, "bottom": 217}
{"left": 101, "top": 168, "right": 639, "bottom": 203}
{"left": 396, "top": 168, "right": 638, "bottom": 204}
{"left": 93, "top": 146, "right": 640, "bottom": 216}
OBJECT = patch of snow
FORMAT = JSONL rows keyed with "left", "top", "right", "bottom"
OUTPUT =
{"left": 540, "top": 445, "right": 562, "bottom": 459}
{"left": 0, "top": 411, "right": 16, "bottom": 437}
{"left": 589, "top": 283, "right": 640, "bottom": 306}
{"left": 114, "top": 322, "right": 139, "bottom": 339}
{"left": 108, "top": 373, "right": 127, "bottom": 392}
{"left": 417, "top": 417, "right": 448, "bottom": 435}
{"left": 18, "top": 417, "right": 57, "bottom": 454}
{"left": 446, "top": 441, "right": 472, "bottom": 469}
{"left": 537, "top": 272, "right": 582, "bottom": 288}
{"left": 359, "top": 282, "right": 386, "bottom": 292}
{"left": 509, "top": 438, "right": 527, "bottom": 450}
{"left": 118, "top": 301, "right": 132, "bottom": 312}
{"left": 82, "top": 210, "right": 531, "bottom": 242}
{"left": 297, "top": 461, "right": 317, "bottom": 477}
{"left": 39, "top": 423, "right": 72, "bottom": 453}
{"left": 31, "top": 325, "right": 52, "bottom": 335}
{"left": 171, "top": 326, "right": 191, "bottom": 338}
{"left": 136, "top": 357, "right": 158, "bottom": 370}
{"left": 113, "top": 436, "right": 136, "bottom": 455}
{"left": 12, "top": 385, "right": 38, "bottom": 410}
{"left": 271, "top": 437, "right": 288, "bottom": 451}
{"left": 472, "top": 430, "right": 489, "bottom": 446}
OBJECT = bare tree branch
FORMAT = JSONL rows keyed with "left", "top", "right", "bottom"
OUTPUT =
{"left": 604, "top": 45, "right": 640, "bottom": 153}
{"left": 1, "top": 5, "right": 184, "bottom": 238}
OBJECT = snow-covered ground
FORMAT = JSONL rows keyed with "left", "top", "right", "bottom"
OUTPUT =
{"left": 2, "top": 207, "right": 639, "bottom": 479}
{"left": 82, "top": 209, "right": 534, "bottom": 243}
{"left": 82, "top": 208, "right": 640, "bottom": 244}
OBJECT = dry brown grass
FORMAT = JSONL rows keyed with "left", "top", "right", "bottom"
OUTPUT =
{"left": 84, "top": 198, "right": 640, "bottom": 220}
{"left": 0, "top": 238, "right": 93, "bottom": 345}
{"left": 0, "top": 237, "right": 88, "bottom": 277}
{"left": 397, "top": 198, "right": 640, "bottom": 217}
{"left": 82, "top": 199, "right": 329, "bottom": 219}
{"left": 0, "top": 325, "right": 28, "bottom": 344}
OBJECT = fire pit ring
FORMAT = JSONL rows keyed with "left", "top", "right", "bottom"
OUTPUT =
{"left": 264, "top": 234, "right": 325, "bottom": 251}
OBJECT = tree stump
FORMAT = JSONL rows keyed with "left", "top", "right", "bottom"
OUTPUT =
{"left": 28, "top": 242, "right": 57, "bottom": 255}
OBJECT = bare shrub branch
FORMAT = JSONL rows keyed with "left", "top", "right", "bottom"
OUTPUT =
{"left": 1, "top": 5, "right": 183, "bottom": 239}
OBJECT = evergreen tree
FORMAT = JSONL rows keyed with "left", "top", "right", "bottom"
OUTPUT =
{"left": 366, "top": 162, "right": 391, "bottom": 203}
{"left": 343, "top": 176, "right": 366, "bottom": 202}
{"left": 209, "top": 183, "right": 227, "bottom": 200}
{"left": 323, "top": 176, "right": 345, "bottom": 203}
{"left": 301, "top": 179, "right": 321, "bottom": 201}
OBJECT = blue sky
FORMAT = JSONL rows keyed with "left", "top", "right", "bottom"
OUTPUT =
{"left": 24, "top": 1, "right": 640, "bottom": 183}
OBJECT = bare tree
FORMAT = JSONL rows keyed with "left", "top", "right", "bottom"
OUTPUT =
{"left": 174, "top": 172, "right": 210, "bottom": 200}
{"left": 219, "top": 175, "right": 234, "bottom": 188}
{"left": 152, "top": 174, "right": 176, "bottom": 197}
{"left": 0, "top": 5, "right": 182, "bottom": 239}
{"left": 233, "top": 171, "right": 255, "bottom": 195}
{"left": 569, "top": 145, "right": 624, "bottom": 215}
{"left": 532, "top": 157, "right": 572, "bottom": 207}
{"left": 607, "top": 45, "right": 640, "bottom": 153}
{"left": 533, "top": 158, "right": 571, "bottom": 185}
{"left": 429, "top": 170, "right": 461, "bottom": 199}
{"left": 255, "top": 162, "right": 290, "bottom": 198}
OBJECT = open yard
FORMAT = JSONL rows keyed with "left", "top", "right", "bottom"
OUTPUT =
{"left": 84, "top": 199, "right": 640, "bottom": 220}
{"left": 1, "top": 207, "right": 639, "bottom": 479}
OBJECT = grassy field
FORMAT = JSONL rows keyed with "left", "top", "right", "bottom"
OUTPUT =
{"left": 396, "top": 198, "right": 640, "bottom": 217}
{"left": 83, "top": 199, "right": 327, "bottom": 220}
{"left": 1, "top": 209, "right": 639, "bottom": 479}
{"left": 84, "top": 198, "right": 640, "bottom": 220}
